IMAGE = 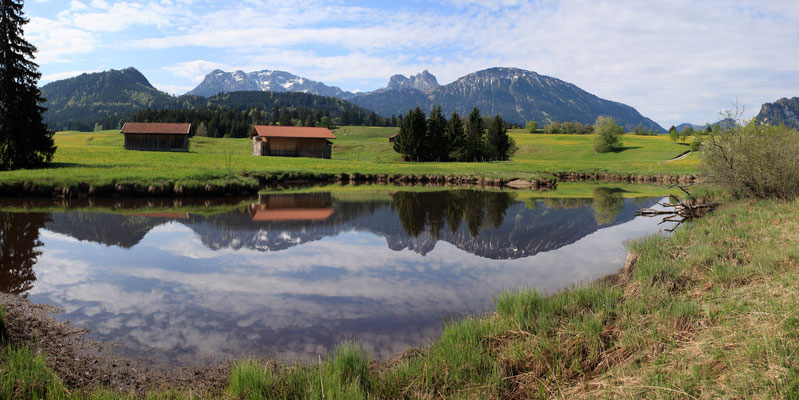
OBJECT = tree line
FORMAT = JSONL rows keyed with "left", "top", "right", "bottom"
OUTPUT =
{"left": 393, "top": 107, "right": 517, "bottom": 162}
{"left": 131, "top": 100, "right": 399, "bottom": 138}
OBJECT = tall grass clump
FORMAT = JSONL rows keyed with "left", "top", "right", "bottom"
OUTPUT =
{"left": 0, "top": 346, "right": 70, "bottom": 399}
{"left": 701, "top": 115, "right": 799, "bottom": 199}
{"left": 226, "top": 341, "right": 371, "bottom": 400}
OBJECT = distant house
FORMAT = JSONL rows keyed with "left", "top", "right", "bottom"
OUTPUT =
{"left": 249, "top": 125, "right": 335, "bottom": 159}
{"left": 121, "top": 122, "right": 191, "bottom": 152}
{"left": 388, "top": 132, "right": 399, "bottom": 143}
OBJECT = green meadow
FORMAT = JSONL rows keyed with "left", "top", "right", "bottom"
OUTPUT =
{"left": 0, "top": 127, "right": 698, "bottom": 189}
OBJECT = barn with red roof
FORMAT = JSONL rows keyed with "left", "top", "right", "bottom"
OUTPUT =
{"left": 120, "top": 122, "right": 191, "bottom": 152}
{"left": 249, "top": 125, "right": 335, "bottom": 159}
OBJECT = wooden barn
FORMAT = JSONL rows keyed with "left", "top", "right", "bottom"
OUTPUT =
{"left": 249, "top": 126, "right": 335, "bottom": 159}
{"left": 389, "top": 132, "right": 399, "bottom": 143}
{"left": 121, "top": 122, "right": 191, "bottom": 152}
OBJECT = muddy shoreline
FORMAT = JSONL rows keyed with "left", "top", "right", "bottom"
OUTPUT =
{"left": 0, "top": 171, "right": 698, "bottom": 199}
{"left": 0, "top": 293, "right": 231, "bottom": 395}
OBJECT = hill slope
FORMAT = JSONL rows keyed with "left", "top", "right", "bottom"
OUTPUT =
{"left": 40, "top": 68, "right": 176, "bottom": 131}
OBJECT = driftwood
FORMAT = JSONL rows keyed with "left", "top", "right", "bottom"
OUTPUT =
{"left": 636, "top": 185, "right": 715, "bottom": 232}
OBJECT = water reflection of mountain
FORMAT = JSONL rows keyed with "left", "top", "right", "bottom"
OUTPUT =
{"left": 33, "top": 190, "right": 660, "bottom": 260}
{"left": 46, "top": 213, "right": 167, "bottom": 248}
{"left": 188, "top": 191, "right": 659, "bottom": 260}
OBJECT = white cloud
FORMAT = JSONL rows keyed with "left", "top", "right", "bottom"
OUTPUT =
{"left": 162, "top": 60, "right": 231, "bottom": 82}
{"left": 27, "top": 17, "right": 98, "bottom": 63}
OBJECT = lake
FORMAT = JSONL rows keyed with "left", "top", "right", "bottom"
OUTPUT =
{"left": 0, "top": 184, "right": 675, "bottom": 366}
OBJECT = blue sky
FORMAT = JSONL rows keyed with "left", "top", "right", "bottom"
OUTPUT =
{"left": 23, "top": 0, "right": 799, "bottom": 127}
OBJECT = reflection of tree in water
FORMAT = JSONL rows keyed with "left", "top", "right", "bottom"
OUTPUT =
{"left": 592, "top": 187, "right": 625, "bottom": 225}
{"left": 0, "top": 212, "right": 50, "bottom": 296}
{"left": 391, "top": 190, "right": 516, "bottom": 238}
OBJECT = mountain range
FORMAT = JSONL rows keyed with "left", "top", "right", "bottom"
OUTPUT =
{"left": 39, "top": 68, "right": 383, "bottom": 131}
{"left": 187, "top": 67, "right": 664, "bottom": 131}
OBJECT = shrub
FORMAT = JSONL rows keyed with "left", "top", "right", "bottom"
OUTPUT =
{"left": 592, "top": 116, "right": 624, "bottom": 153}
{"left": 701, "top": 120, "right": 799, "bottom": 199}
{"left": 689, "top": 135, "right": 703, "bottom": 152}
{"left": 525, "top": 121, "right": 538, "bottom": 133}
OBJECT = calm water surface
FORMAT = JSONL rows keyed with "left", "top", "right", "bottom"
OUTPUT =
{"left": 0, "top": 186, "right": 674, "bottom": 366}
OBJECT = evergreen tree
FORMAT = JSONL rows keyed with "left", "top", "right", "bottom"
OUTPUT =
{"left": 425, "top": 105, "right": 448, "bottom": 161}
{"left": 463, "top": 107, "right": 486, "bottom": 161}
{"left": 486, "top": 115, "right": 516, "bottom": 160}
{"left": 393, "top": 108, "right": 426, "bottom": 161}
{"left": 0, "top": 0, "right": 56, "bottom": 170}
{"left": 446, "top": 111, "right": 465, "bottom": 160}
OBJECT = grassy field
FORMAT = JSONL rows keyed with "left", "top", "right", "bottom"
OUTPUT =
{"left": 3, "top": 197, "right": 799, "bottom": 399}
{"left": 0, "top": 127, "right": 698, "bottom": 189}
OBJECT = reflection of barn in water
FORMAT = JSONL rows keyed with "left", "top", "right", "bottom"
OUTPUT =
{"left": 248, "top": 193, "right": 335, "bottom": 222}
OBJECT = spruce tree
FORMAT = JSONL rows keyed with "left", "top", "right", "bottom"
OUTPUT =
{"left": 486, "top": 115, "right": 516, "bottom": 160}
{"left": 393, "top": 107, "right": 426, "bottom": 161}
{"left": 425, "top": 105, "right": 448, "bottom": 161}
{"left": 463, "top": 107, "right": 486, "bottom": 161}
{"left": 0, "top": 0, "right": 56, "bottom": 170}
{"left": 446, "top": 111, "right": 465, "bottom": 161}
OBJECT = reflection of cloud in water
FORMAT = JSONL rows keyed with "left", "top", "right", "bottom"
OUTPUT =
{"left": 28, "top": 198, "right": 674, "bottom": 365}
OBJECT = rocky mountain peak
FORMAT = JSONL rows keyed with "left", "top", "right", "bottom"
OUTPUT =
{"left": 410, "top": 70, "right": 439, "bottom": 93}
{"left": 754, "top": 97, "right": 799, "bottom": 130}
{"left": 386, "top": 74, "right": 412, "bottom": 91}
{"left": 384, "top": 71, "right": 440, "bottom": 93}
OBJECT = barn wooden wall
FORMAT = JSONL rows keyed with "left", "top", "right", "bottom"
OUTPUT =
{"left": 124, "top": 134, "right": 188, "bottom": 151}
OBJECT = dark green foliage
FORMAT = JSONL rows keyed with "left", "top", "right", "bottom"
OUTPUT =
{"left": 462, "top": 107, "right": 487, "bottom": 161}
{"left": 592, "top": 116, "right": 624, "bottom": 153}
{"left": 393, "top": 107, "right": 427, "bottom": 161}
{"left": 39, "top": 68, "right": 174, "bottom": 132}
{"left": 0, "top": 0, "right": 56, "bottom": 170}
{"left": 486, "top": 115, "right": 517, "bottom": 160}
{"left": 394, "top": 107, "right": 515, "bottom": 162}
{"left": 425, "top": 105, "right": 449, "bottom": 161}
{"left": 446, "top": 111, "right": 466, "bottom": 161}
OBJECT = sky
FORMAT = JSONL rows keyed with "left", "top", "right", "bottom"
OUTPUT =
{"left": 22, "top": 0, "right": 799, "bottom": 127}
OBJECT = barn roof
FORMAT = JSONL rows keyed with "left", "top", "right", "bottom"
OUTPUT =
{"left": 121, "top": 122, "right": 191, "bottom": 135}
{"left": 250, "top": 125, "right": 336, "bottom": 139}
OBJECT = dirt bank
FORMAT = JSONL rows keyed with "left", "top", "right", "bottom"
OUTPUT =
{"left": 0, "top": 293, "right": 231, "bottom": 395}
